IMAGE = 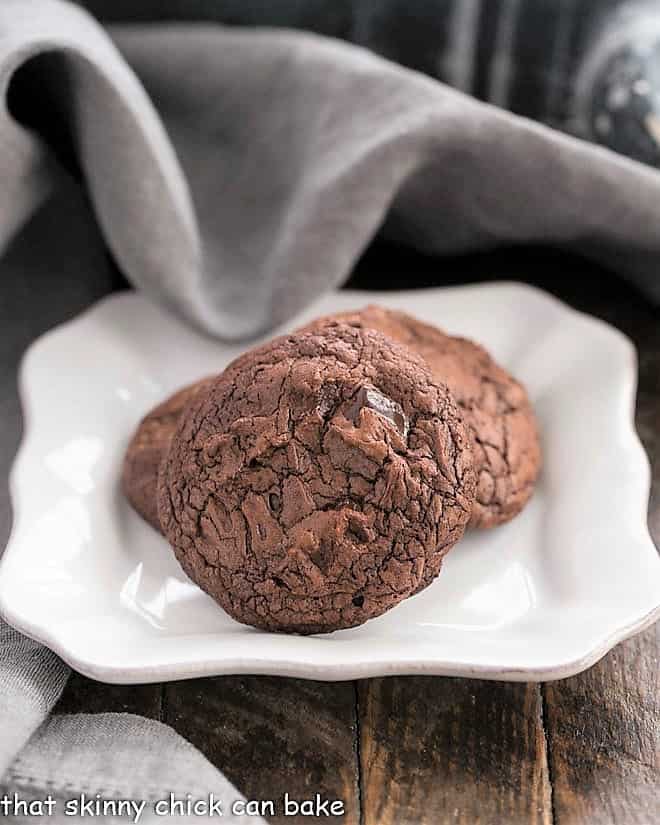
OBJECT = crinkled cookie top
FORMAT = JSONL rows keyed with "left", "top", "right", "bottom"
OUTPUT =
{"left": 158, "top": 324, "right": 475, "bottom": 634}
{"left": 300, "top": 306, "right": 541, "bottom": 530}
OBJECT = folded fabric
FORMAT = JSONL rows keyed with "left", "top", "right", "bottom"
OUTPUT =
{"left": 2, "top": 0, "right": 660, "bottom": 812}
{"left": 1, "top": 693, "right": 265, "bottom": 823}
{"left": 3, "top": 0, "right": 660, "bottom": 343}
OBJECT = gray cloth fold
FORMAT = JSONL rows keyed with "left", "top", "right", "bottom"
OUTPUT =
{"left": 2, "top": 0, "right": 660, "bottom": 812}
{"left": 3, "top": 712, "right": 264, "bottom": 823}
{"left": 0, "top": 622, "right": 68, "bottom": 779}
{"left": 0, "top": 620, "right": 264, "bottom": 823}
{"left": 3, "top": 0, "right": 660, "bottom": 341}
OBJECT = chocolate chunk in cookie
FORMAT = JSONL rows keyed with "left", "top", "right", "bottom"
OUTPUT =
{"left": 158, "top": 325, "right": 475, "bottom": 634}
{"left": 300, "top": 306, "right": 541, "bottom": 529}
{"left": 122, "top": 377, "right": 213, "bottom": 531}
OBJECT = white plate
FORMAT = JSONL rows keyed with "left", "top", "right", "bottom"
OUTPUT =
{"left": 1, "top": 283, "right": 659, "bottom": 684}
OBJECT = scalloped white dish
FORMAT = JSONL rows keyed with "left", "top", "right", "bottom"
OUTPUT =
{"left": 1, "top": 282, "right": 659, "bottom": 684}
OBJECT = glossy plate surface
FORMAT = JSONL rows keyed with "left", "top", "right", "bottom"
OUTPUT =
{"left": 1, "top": 283, "right": 659, "bottom": 683}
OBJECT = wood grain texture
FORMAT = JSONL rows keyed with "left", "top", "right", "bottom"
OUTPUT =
{"left": 544, "top": 622, "right": 659, "bottom": 825}
{"left": 55, "top": 672, "right": 162, "bottom": 718}
{"left": 163, "top": 676, "right": 359, "bottom": 824}
{"left": 358, "top": 678, "right": 552, "bottom": 825}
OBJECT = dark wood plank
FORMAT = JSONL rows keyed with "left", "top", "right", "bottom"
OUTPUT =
{"left": 55, "top": 672, "right": 162, "bottom": 718}
{"left": 544, "top": 623, "right": 659, "bottom": 825}
{"left": 358, "top": 678, "right": 552, "bottom": 825}
{"left": 163, "top": 676, "right": 360, "bottom": 824}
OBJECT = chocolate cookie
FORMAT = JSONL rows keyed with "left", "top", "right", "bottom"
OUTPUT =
{"left": 300, "top": 306, "right": 540, "bottom": 529}
{"left": 122, "top": 377, "right": 213, "bottom": 530}
{"left": 158, "top": 325, "right": 475, "bottom": 634}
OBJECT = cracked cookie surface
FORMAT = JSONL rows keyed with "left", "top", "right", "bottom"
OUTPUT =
{"left": 158, "top": 325, "right": 475, "bottom": 634}
{"left": 300, "top": 306, "right": 541, "bottom": 529}
{"left": 122, "top": 377, "right": 214, "bottom": 531}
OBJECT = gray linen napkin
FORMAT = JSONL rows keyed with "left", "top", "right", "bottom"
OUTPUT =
{"left": 2, "top": 0, "right": 660, "bottom": 812}
{"left": 4, "top": 0, "right": 660, "bottom": 342}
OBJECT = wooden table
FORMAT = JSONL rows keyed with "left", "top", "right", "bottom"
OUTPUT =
{"left": 2, "top": 202, "right": 658, "bottom": 824}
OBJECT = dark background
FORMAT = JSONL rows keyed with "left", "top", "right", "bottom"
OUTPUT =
{"left": 75, "top": 0, "right": 626, "bottom": 130}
